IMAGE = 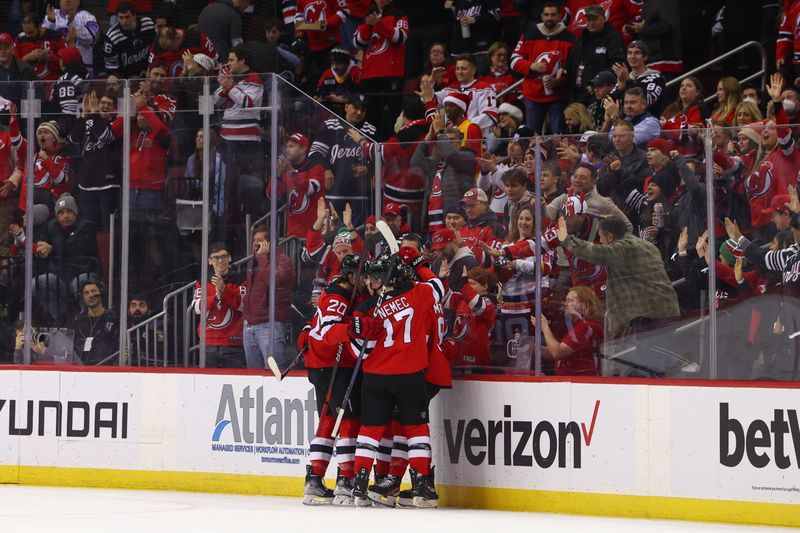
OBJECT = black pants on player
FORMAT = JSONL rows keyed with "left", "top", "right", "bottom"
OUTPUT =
{"left": 360, "top": 371, "right": 429, "bottom": 427}
{"left": 308, "top": 366, "right": 362, "bottom": 420}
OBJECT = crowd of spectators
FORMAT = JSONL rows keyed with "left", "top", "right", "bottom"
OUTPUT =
{"left": 0, "top": 0, "right": 798, "bottom": 380}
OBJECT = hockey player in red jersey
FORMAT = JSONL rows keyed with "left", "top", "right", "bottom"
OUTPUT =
{"left": 301, "top": 254, "right": 367, "bottom": 505}
{"left": 348, "top": 251, "right": 444, "bottom": 508}
{"left": 371, "top": 244, "right": 455, "bottom": 507}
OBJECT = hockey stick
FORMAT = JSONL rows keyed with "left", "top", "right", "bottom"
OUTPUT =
{"left": 316, "top": 250, "right": 369, "bottom": 416}
{"left": 331, "top": 220, "right": 399, "bottom": 437}
{"left": 268, "top": 346, "right": 307, "bottom": 380}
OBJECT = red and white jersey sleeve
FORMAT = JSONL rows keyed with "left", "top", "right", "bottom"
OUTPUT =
{"left": 306, "top": 285, "right": 354, "bottom": 368}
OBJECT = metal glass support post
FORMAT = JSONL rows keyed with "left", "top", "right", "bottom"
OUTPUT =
{"left": 198, "top": 77, "right": 212, "bottom": 367}
{"left": 22, "top": 82, "right": 38, "bottom": 364}
{"left": 533, "top": 136, "right": 543, "bottom": 376}
{"left": 118, "top": 81, "right": 132, "bottom": 366}
{"left": 268, "top": 73, "right": 279, "bottom": 365}
{"left": 704, "top": 125, "right": 718, "bottom": 379}
{"left": 374, "top": 143, "right": 382, "bottom": 221}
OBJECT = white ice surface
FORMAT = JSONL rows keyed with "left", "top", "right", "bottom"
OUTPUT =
{"left": 0, "top": 486, "right": 792, "bottom": 533}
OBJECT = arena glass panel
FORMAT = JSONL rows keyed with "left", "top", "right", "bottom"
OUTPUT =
{"left": 0, "top": 80, "right": 37, "bottom": 365}
{"left": 577, "top": 125, "right": 715, "bottom": 380}
{"left": 265, "top": 74, "right": 381, "bottom": 376}
{"left": 712, "top": 123, "right": 800, "bottom": 382}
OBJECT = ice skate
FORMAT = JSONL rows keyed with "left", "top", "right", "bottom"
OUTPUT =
{"left": 368, "top": 475, "right": 401, "bottom": 507}
{"left": 302, "top": 465, "right": 334, "bottom": 505}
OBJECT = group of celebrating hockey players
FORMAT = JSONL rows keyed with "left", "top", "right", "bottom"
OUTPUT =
{"left": 298, "top": 235, "right": 449, "bottom": 508}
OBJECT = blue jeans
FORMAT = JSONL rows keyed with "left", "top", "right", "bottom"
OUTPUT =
{"left": 130, "top": 189, "right": 163, "bottom": 213}
{"left": 243, "top": 321, "right": 288, "bottom": 370}
{"left": 524, "top": 100, "right": 565, "bottom": 135}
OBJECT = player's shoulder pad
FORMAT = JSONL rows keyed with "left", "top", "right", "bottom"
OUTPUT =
{"left": 326, "top": 283, "right": 351, "bottom": 300}
{"left": 355, "top": 294, "right": 379, "bottom": 314}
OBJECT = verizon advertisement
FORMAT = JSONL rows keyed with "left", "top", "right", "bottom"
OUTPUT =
{"left": 429, "top": 381, "right": 637, "bottom": 493}
{"left": 671, "top": 387, "right": 800, "bottom": 505}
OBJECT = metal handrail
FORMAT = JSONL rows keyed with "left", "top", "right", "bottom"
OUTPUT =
{"left": 666, "top": 40, "right": 768, "bottom": 95}
{"left": 498, "top": 40, "right": 768, "bottom": 103}
{"left": 497, "top": 77, "right": 523, "bottom": 100}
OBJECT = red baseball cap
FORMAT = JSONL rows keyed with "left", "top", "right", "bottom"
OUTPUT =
{"left": 763, "top": 194, "right": 790, "bottom": 215}
{"left": 287, "top": 133, "right": 310, "bottom": 151}
{"left": 58, "top": 46, "right": 83, "bottom": 65}
{"left": 0, "top": 33, "right": 14, "bottom": 47}
{"left": 430, "top": 228, "right": 455, "bottom": 250}
{"left": 364, "top": 215, "right": 376, "bottom": 226}
{"left": 382, "top": 202, "right": 400, "bottom": 217}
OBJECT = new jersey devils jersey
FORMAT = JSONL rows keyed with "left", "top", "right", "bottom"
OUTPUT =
{"left": 353, "top": 7, "right": 408, "bottom": 80}
{"left": 306, "top": 283, "right": 357, "bottom": 368}
{"left": 351, "top": 273, "right": 445, "bottom": 375}
{"left": 192, "top": 271, "right": 246, "bottom": 346}
{"left": 148, "top": 28, "right": 216, "bottom": 77}
{"left": 268, "top": 157, "right": 326, "bottom": 238}
{"left": 15, "top": 29, "right": 64, "bottom": 81}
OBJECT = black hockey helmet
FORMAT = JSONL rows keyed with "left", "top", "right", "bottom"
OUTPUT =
{"left": 366, "top": 255, "right": 415, "bottom": 287}
{"left": 366, "top": 255, "right": 397, "bottom": 285}
{"left": 395, "top": 262, "right": 416, "bottom": 284}
{"left": 340, "top": 254, "right": 361, "bottom": 278}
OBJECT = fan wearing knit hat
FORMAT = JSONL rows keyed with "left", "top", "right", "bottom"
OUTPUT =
{"left": 15, "top": 121, "right": 71, "bottom": 212}
{"left": 735, "top": 122, "right": 764, "bottom": 171}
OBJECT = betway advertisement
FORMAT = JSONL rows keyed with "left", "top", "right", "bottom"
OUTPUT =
{"left": 429, "top": 381, "right": 637, "bottom": 493}
{"left": 671, "top": 387, "right": 800, "bottom": 505}
{"left": 174, "top": 374, "right": 317, "bottom": 477}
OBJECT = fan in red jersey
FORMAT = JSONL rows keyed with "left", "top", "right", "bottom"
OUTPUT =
{"left": 268, "top": 133, "right": 326, "bottom": 238}
{"left": 148, "top": 25, "right": 216, "bottom": 77}
{"left": 532, "top": 285, "right": 604, "bottom": 376}
{"left": 192, "top": 242, "right": 247, "bottom": 368}
{"left": 15, "top": 14, "right": 64, "bottom": 81}
{"left": 15, "top": 120, "right": 73, "bottom": 213}
{"left": 353, "top": 0, "right": 409, "bottom": 138}
{"left": 303, "top": 198, "right": 365, "bottom": 282}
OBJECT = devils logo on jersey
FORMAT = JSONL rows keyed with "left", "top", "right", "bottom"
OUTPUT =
{"left": 193, "top": 288, "right": 235, "bottom": 329}
{"left": 304, "top": 1, "right": 327, "bottom": 22}
{"left": 571, "top": 255, "right": 604, "bottom": 282}
{"left": 451, "top": 312, "right": 471, "bottom": 341}
{"left": 431, "top": 175, "right": 443, "bottom": 197}
{"left": 747, "top": 160, "right": 773, "bottom": 200}
{"left": 533, "top": 51, "right": 562, "bottom": 77}
{"left": 288, "top": 187, "right": 312, "bottom": 215}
